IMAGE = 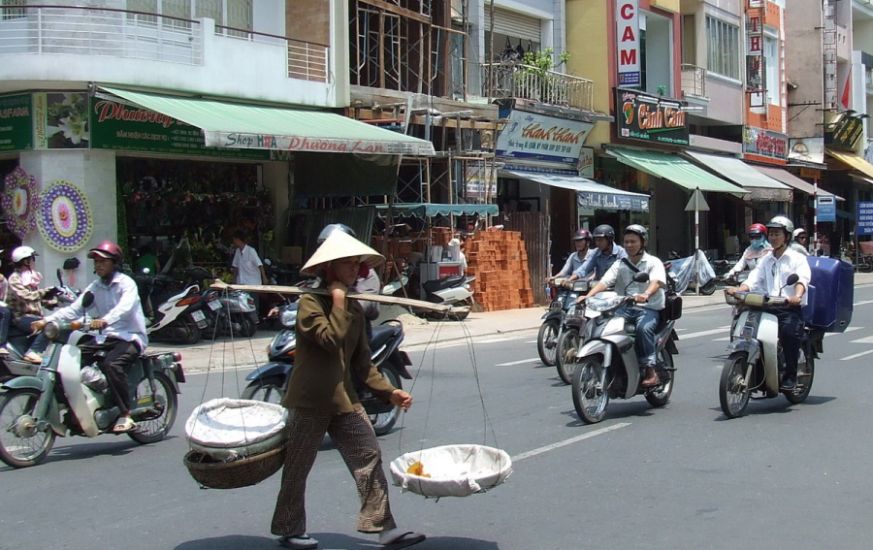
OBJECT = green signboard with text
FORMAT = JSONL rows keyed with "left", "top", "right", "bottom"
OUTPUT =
{"left": 0, "top": 94, "right": 33, "bottom": 152}
{"left": 89, "top": 98, "right": 269, "bottom": 160}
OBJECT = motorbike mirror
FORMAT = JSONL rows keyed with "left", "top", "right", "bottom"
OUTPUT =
{"left": 56, "top": 268, "right": 64, "bottom": 286}
{"left": 786, "top": 273, "right": 799, "bottom": 286}
{"left": 82, "top": 291, "right": 95, "bottom": 308}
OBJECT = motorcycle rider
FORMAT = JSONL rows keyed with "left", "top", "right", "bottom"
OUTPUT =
{"left": 569, "top": 224, "right": 627, "bottom": 281}
{"left": 32, "top": 241, "right": 148, "bottom": 433}
{"left": 726, "top": 216, "right": 810, "bottom": 389}
{"left": 725, "top": 223, "right": 772, "bottom": 282}
{"left": 549, "top": 229, "right": 594, "bottom": 280}
{"left": 791, "top": 227, "right": 811, "bottom": 256}
{"left": 7, "top": 246, "right": 56, "bottom": 363}
{"left": 579, "top": 225, "right": 666, "bottom": 387}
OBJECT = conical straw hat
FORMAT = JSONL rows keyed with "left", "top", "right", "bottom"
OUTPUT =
{"left": 300, "top": 229, "right": 385, "bottom": 276}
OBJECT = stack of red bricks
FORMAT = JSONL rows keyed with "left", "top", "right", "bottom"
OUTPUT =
{"left": 465, "top": 230, "right": 535, "bottom": 311}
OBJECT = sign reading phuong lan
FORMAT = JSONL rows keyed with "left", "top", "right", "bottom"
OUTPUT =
{"left": 616, "top": 89, "right": 689, "bottom": 145}
{"left": 495, "top": 109, "right": 593, "bottom": 171}
{"left": 616, "top": 0, "right": 641, "bottom": 87}
{"left": 0, "top": 94, "right": 32, "bottom": 151}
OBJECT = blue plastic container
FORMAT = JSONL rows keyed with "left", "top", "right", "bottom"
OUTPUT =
{"left": 802, "top": 257, "right": 854, "bottom": 332}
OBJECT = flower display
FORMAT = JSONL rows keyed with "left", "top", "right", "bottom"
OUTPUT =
{"left": 2, "top": 167, "right": 39, "bottom": 238}
{"left": 37, "top": 180, "right": 93, "bottom": 252}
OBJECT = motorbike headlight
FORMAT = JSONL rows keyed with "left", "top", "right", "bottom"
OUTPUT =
{"left": 280, "top": 309, "right": 297, "bottom": 328}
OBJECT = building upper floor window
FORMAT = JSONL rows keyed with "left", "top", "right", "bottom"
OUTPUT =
{"left": 705, "top": 16, "right": 739, "bottom": 80}
{"left": 125, "top": 0, "right": 251, "bottom": 33}
{"left": 764, "top": 35, "right": 779, "bottom": 106}
{"left": 1, "top": 0, "right": 26, "bottom": 20}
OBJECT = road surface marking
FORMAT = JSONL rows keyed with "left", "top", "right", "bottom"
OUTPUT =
{"left": 848, "top": 333, "right": 873, "bottom": 344}
{"left": 512, "top": 422, "right": 631, "bottom": 463}
{"left": 853, "top": 299, "right": 873, "bottom": 306}
{"left": 840, "top": 349, "right": 873, "bottom": 361}
{"left": 680, "top": 326, "right": 731, "bottom": 340}
{"left": 496, "top": 358, "right": 541, "bottom": 366}
{"left": 824, "top": 327, "right": 863, "bottom": 338}
{"left": 713, "top": 337, "right": 730, "bottom": 342}
{"left": 476, "top": 337, "right": 514, "bottom": 344}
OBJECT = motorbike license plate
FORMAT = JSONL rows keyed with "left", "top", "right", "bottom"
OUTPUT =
{"left": 191, "top": 310, "right": 206, "bottom": 322}
{"left": 208, "top": 300, "right": 222, "bottom": 311}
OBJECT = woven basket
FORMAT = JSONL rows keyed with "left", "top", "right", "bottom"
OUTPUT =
{"left": 184, "top": 445, "right": 286, "bottom": 490}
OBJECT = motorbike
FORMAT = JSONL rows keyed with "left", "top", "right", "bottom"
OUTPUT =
{"left": 241, "top": 300, "right": 413, "bottom": 436}
{"left": 666, "top": 250, "right": 717, "bottom": 295}
{"left": 382, "top": 262, "right": 475, "bottom": 321}
{"left": 553, "top": 279, "right": 595, "bottom": 384}
{"left": 0, "top": 293, "right": 184, "bottom": 468}
{"left": 570, "top": 272, "right": 680, "bottom": 424}
{"left": 200, "top": 287, "right": 259, "bottom": 338}
{"left": 718, "top": 275, "right": 822, "bottom": 418}
{"left": 137, "top": 267, "right": 208, "bottom": 345}
{"left": 537, "top": 278, "right": 582, "bottom": 367}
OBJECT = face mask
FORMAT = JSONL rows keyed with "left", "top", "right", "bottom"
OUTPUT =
{"left": 749, "top": 236, "right": 767, "bottom": 250}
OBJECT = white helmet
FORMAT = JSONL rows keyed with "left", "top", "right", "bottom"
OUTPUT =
{"left": 11, "top": 246, "right": 37, "bottom": 264}
{"left": 792, "top": 227, "right": 807, "bottom": 239}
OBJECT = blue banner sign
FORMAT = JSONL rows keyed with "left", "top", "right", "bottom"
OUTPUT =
{"left": 857, "top": 201, "right": 873, "bottom": 236}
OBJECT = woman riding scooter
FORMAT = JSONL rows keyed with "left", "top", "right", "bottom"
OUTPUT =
{"left": 726, "top": 223, "right": 772, "bottom": 283}
{"left": 7, "top": 246, "right": 56, "bottom": 363}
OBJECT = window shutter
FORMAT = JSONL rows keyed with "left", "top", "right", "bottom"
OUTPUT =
{"left": 484, "top": 8, "right": 541, "bottom": 43}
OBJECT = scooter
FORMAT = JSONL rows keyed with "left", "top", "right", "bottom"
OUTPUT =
{"left": 0, "top": 293, "right": 184, "bottom": 468}
{"left": 420, "top": 274, "right": 476, "bottom": 320}
{"left": 537, "top": 278, "right": 582, "bottom": 367}
{"left": 241, "top": 300, "right": 413, "bottom": 436}
{"left": 137, "top": 268, "right": 207, "bottom": 345}
{"left": 553, "top": 279, "right": 597, "bottom": 385}
{"left": 718, "top": 275, "right": 822, "bottom": 418}
{"left": 200, "top": 288, "right": 259, "bottom": 338}
{"left": 570, "top": 273, "right": 680, "bottom": 424}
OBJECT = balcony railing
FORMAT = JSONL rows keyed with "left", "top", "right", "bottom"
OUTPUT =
{"left": 681, "top": 64, "right": 707, "bottom": 99}
{"left": 0, "top": 5, "right": 330, "bottom": 83}
{"left": 480, "top": 62, "right": 594, "bottom": 111}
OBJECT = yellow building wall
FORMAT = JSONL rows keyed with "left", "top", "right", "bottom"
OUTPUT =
{"left": 650, "top": 0, "right": 679, "bottom": 13}
{"left": 566, "top": 0, "right": 611, "bottom": 147}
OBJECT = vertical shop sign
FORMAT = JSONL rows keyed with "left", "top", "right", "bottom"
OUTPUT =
{"left": 0, "top": 94, "right": 32, "bottom": 151}
{"left": 578, "top": 147, "right": 595, "bottom": 178}
{"left": 857, "top": 202, "right": 873, "bottom": 236}
{"left": 746, "top": 9, "right": 765, "bottom": 107}
{"left": 465, "top": 162, "right": 497, "bottom": 200}
{"left": 816, "top": 195, "right": 836, "bottom": 223}
{"left": 616, "top": 0, "right": 640, "bottom": 87}
{"left": 32, "top": 92, "right": 90, "bottom": 149}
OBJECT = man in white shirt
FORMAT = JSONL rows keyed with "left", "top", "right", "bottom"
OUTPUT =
{"left": 231, "top": 230, "right": 267, "bottom": 285}
{"left": 727, "top": 216, "right": 811, "bottom": 389}
{"left": 32, "top": 240, "right": 148, "bottom": 433}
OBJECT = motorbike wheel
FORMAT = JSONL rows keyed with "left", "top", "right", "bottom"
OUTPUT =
{"left": 128, "top": 373, "right": 178, "bottom": 444}
{"left": 784, "top": 347, "right": 815, "bottom": 404}
{"left": 555, "top": 328, "right": 581, "bottom": 385}
{"left": 241, "top": 376, "right": 286, "bottom": 404}
{"left": 450, "top": 298, "right": 472, "bottom": 322}
{"left": 180, "top": 320, "right": 201, "bottom": 345}
{"left": 700, "top": 279, "right": 717, "bottom": 296}
{"left": 369, "top": 366, "right": 401, "bottom": 436}
{"left": 0, "top": 388, "right": 56, "bottom": 468}
{"left": 645, "top": 349, "right": 674, "bottom": 407}
{"left": 571, "top": 358, "right": 609, "bottom": 424}
{"left": 537, "top": 319, "right": 560, "bottom": 367}
{"left": 719, "top": 351, "right": 752, "bottom": 418}
{"left": 238, "top": 316, "right": 257, "bottom": 338}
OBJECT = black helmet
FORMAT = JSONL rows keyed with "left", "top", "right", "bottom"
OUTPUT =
{"left": 573, "top": 229, "right": 592, "bottom": 242}
{"left": 592, "top": 224, "right": 615, "bottom": 239}
{"left": 317, "top": 223, "right": 356, "bottom": 245}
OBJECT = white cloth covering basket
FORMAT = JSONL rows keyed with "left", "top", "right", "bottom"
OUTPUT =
{"left": 185, "top": 398, "right": 288, "bottom": 461}
{"left": 389, "top": 444, "right": 512, "bottom": 498}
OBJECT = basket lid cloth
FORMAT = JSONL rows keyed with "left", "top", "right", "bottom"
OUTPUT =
{"left": 185, "top": 398, "right": 287, "bottom": 449}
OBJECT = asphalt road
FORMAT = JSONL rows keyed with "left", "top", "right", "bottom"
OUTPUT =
{"left": 2, "top": 284, "right": 873, "bottom": 550}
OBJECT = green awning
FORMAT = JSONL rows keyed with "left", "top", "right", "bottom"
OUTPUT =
{"left": 610, "top": 147, "right": 746, "bottom": 195}
{"left": 100, "top": 87, "right": 435, "bottom": 156}
{"left": 376, "top": 203, "right": 498, "bottom": 218}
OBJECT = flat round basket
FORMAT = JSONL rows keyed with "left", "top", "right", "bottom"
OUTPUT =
{"left": 184, "top": 445, "right": 286, "bottom": 490}
{"left": 389, "top": 444, "right": 512, "bottom": 498}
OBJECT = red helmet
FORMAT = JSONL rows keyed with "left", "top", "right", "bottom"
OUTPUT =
{"left": 573, "top": 229, "right": 592, "bottom": 242}
{"left": 747, "top": 223, "right": 767, "bottom": 238}
{"left": 87, "top": 240, "right": 124, "bottom": 263}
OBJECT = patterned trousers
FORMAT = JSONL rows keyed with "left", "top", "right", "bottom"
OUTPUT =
{"left": 271, "top": 407, "right": 397, "bottom": 536}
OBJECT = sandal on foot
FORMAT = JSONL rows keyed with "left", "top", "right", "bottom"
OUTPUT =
{"left": 277, "top": 534, "right": 318, "bottom": 549}
{"left": 112, "top": 417, "right": 136, "bottom": 433}
{"left": 23, "top": 351, "right": 42, "bottom": 364}
{"left": 382, "top": 531, "right": 426, "bottom": 549}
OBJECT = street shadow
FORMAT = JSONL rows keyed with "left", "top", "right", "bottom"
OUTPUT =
{"left": 711, "top": 394, "right": 837, "bottom": 420}
{"left": 44, "top": 438, "right": 141, "bottom": 463}
{"left": 175, "top": 534, "right": 499, "bottom": 550}
{"left": 562, "top": 400, "right": 655, "bottom": 427}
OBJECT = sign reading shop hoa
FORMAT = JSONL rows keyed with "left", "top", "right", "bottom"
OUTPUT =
{"left": 615, "top": 89, "right": 688, "bottom": 145}
{"left": 743, "top": 126, "right": 788, "bottom": 161}
{"left": 495, "top": 109, "right": 593, "bottom": 171}
{"left": 90, "top": 99, "right": 269, "bottom": 160}
{"left": 616, "top": 0, "right": 641, "bottom": 87}
{"left": 0, "top": 94, "right": 32, "bottom": 151}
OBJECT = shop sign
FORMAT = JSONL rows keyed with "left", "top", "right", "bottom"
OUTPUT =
{"left": 0, "top": 94, "right": 32, "bottom": 151}
{"left": 578, "top": 147, "right": 594, "bottom": 178}
{"left": 577, "top": 191, "right": 648, "bottom": 213}
{"left": 826, "top": 113, "right": 865, "bottom": 152}
{"left": 495, "top": 109, "right": 593, "bottom": 171}
{"left": 743, "top": 127, "right": 787, "bottom": 161}
{"left": 215, "top": 132, "right": 429, "bottom": 156}
{"left": 857, "top": 202, "right": 873, "bottom": 236}
{"left": 615, "top": 89, "right": 689, "bottom": 146}
{"left": 90, "top": 98, "right": 269, "bottom": 160}
{"left": 799, "top": 167, "right": 821, "bottom": 180}
{"left": 616, "top": 0, "right": 641, "bottom": 87}
{"left": 816, "top": 195, "right": 836, "bottom": 223}
{"left": 789, "top": 137, "right": 824, "bottom": 165}
{"left": 33, "top": 92, "right": 89, "bottom": 149}
{"left": 465, "top": 163, "right": 497, "bottom": 199}
{"left": 746, "top": 10, "right": 765, "bottom": 107}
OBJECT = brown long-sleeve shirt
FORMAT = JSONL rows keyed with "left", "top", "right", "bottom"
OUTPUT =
{"left": 7, "top": 271, "right": 50, "bottom": 317}
{"left": 282, "top": 293, "right": 395, "bottom": 414}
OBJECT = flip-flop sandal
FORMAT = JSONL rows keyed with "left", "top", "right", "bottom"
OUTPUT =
{"left": 382, "top": 531, "right": 426, "bottom": 549}
{"left": 277, "top": 534, "right": 318, "bottom": 549}
{"left": 112, "top": 418, "right": 136, "bottom": 433}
